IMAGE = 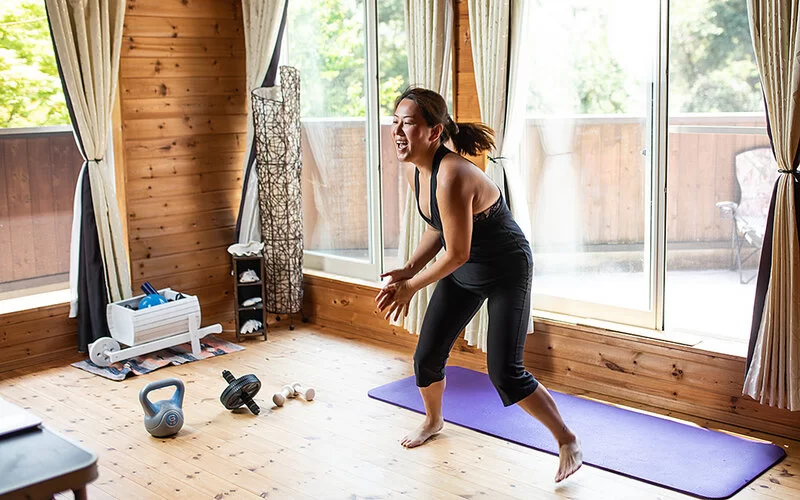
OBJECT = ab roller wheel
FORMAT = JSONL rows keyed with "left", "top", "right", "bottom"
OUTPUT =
{"left": 220, "top": 370, "right": 262, "bottom": 415}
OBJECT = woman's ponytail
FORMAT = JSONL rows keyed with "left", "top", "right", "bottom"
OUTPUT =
{"left": 446, "top": 121, "right": 495, "bottom": 157}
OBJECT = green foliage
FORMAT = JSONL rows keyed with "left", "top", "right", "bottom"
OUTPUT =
{"left": 573, "top": 32, "right": 630, "bottom": 114}
{"left": 0, "top": 0, "right": 69, "bottom": 128}
{"left": 670, "top": 0, "right": 762, "bottom": 113}
{"left": 286, "top": 0, "right": 408, "bottom": 118}
{"left": 525, "top": 5, "right": 637, "bottom": 115}
{"left": 286, "top": 0, "right": 365, "bottom": 117}
{"left": 377, "top": 0, "right": 409, "bottom": 117}
{"left": 526, "top": 0, "right": 761, "bottom": 115}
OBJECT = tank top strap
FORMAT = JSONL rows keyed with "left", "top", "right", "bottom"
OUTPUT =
{"left": 414, "top": 167, "right": 433, "bottom": 225}
{"left": 429, "top": 144, "right": 451, "bottom": 227}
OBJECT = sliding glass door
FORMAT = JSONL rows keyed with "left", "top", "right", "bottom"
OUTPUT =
{"left": 517, "top": 0, "right": 664, "bottom": 329}
{"left": 664, "top": 0, "right": 768, "bottom": 348}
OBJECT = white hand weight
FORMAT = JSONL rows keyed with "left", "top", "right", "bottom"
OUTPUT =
{"left": 272, "top": 385, "right": 296, "bottom": 407}
{"left": 291, "top": 382, "right": 315, "bottom": 401}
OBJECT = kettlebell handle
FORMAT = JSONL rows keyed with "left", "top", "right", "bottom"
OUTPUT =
{"left": 139, "top": 378, "right": 185, "bottom": 417}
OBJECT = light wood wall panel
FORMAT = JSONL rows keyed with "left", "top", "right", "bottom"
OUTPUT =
{"left": 453, "top": 0, "right": 480, "bottom": 124}
{"left": 120, "top": 0, "right": 246, "bottom": 328}
{"left": 453, "top": 0, "right": 485, "bottom": 171}
{"left": 0, "top": 304, "right": 82, "bottom": 372}
{"left": 125, "top": 0, "right": 240, "bottom": 19}
{"left": 302, "top": 273, "right": 800, "bottom": 440}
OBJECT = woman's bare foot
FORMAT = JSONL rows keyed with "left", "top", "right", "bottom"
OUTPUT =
{"left": 400, "top": 417, "right": 444, "bottom": 448}
{"left": 555, "top": 439, "right": 583, "bottom": 482}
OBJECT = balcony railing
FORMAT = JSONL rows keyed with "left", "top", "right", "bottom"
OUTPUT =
{"left": 300, "top": 113, "right": 770, "bottom": 267}
{"left": 0, "top": 126, "right": 81, "bottom": 288}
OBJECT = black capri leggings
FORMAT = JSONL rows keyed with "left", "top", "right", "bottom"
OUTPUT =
{"left": 413, "top": 262, "right": 539, "bottom": 407}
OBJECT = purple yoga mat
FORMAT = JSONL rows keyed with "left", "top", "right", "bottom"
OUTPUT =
{"left": 368, "top": 366, "right": 785, "bottom": 499}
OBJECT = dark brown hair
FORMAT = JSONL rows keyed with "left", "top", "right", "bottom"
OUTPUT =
{"left": 394, "top": 87, "right": 495, "bottom": 157}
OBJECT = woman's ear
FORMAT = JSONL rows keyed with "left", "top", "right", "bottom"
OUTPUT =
{"left": 429, "top": 123, "right": 444, "bottom": 143}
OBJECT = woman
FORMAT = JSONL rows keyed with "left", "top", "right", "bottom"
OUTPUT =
{"left": 376, "top": 87, "right": 582, "bottom": 483}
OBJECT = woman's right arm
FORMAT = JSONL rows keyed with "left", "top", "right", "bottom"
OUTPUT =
{"left": 402, "top": 227, "right": 443, "bottom": 275}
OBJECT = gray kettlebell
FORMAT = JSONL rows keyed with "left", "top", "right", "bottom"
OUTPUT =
{"left": 139, "top": 378, "right": 185, "bottom": 437}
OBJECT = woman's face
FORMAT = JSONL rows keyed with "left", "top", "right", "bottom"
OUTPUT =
{"left": 392, "top": 98, "right": 440, "bottom": 163}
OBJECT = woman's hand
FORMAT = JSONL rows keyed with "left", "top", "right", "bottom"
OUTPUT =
{"left": 380, "top": 266, "right": 416, "bottom": 285}
{"left": 375, "top": 279, "right": 418, "bottom": 322}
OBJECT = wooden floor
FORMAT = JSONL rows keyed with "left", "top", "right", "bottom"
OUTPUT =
{"left": 1, "top": 324, "right": 797, "bottom": 499}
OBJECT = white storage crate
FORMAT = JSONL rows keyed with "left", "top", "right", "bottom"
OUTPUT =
{"left": 107, "top": 288, "right": 201, "bottom": 346}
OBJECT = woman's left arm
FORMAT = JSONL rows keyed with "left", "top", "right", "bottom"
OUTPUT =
{"left": 405, "top": 165, "right": 473, "bottom": 291}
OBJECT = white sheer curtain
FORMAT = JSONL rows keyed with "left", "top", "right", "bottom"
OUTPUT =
{"left": 46, "top": 0, "right": 131, "bottom": 316}
{"left": 238, "top": 0, "right": 288, "bottom": 244}
{"left": 465, "top": 0, "right": 533, "bottom": 351}
{"left": 392, "top": 0, "right": 454, "bottom": 334}
{"left": 303, "top": 120, "right": 347, "bottom": 251}
{"left": 742, "top": 0, "right": 800, "bottom": 411}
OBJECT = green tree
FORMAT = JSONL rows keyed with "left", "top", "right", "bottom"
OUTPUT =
{"left": 573, "top": 32, "right": 630, "bottom": 114}
{"left": 377, "top": 0, "right": 408, "bottom": 117}
{"left": 287, "top": 0, "right": 366, "bottom": 117}
{"left": 0, "top": 0, "right": 69, "bottom": 128}
{"left": 669, "top": 0, "right": 761, "bottom": 112}
{"left": 525, "top": 0, "right": 760, "bottom": 116}
{"left": 526, "top": 5, "right": 632, "bottom": 115}
{"left": 286, "top": 0, "right": 408, "bottom": 118}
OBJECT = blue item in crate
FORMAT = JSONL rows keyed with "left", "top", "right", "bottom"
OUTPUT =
{"left": 138, "top": 281, "right": 168, "bottom": 309}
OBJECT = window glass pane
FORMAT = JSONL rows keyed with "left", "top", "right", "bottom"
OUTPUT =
{"left": 378, "top": 1, "right": 453, "bottom": 273}
{"left": 519, "top": 0, "right": 658, "bottom": 313}
{"left": 0, "top": 0, "right": 76, "bottom": 305}
{"left": 378, "top": 0, "right": 409, "bottom": 272}
{"left": 0, "top": 0, "right": 69, "bottom": 128}
{"left": 286, "top": 0, "right": 371, "bottom": 261}
{"left": 665, "top": 0, "right": 768, "bottom": 346}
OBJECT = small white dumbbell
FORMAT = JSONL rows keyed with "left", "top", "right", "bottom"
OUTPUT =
{"left": 272, "top": 385, "right": 296, "bottom": 407}
{"left": 291, "top": 382, "right": 316, "bottom": 402}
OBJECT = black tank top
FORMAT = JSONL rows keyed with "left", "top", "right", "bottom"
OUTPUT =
{"left": 413, "top": 145, "right": 531, "bottom": 289}
{"left": 415, "top": 145, "right": 505, "bottom": 231}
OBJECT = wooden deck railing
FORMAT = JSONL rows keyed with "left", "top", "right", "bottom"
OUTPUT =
{"left": 300, "top": 113, "right": 770, "bottom": 251}
{"left": 0, "top": 126, "right": 82, "bottom": 285}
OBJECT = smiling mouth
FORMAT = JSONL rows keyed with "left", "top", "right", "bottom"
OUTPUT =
{"left": 396, "top": 139, "right": 408, "bottom": 153}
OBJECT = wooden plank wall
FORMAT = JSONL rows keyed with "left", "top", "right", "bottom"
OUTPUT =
{"left": 303, "top": 272, "right": 800, "bottom": 440}
{"left": 0, "top": 303, "right": 81, "bottom": 373}
{"left": 0, "top": 131, "right": 82, "bottom": 283}
{"left": 453, "top": 0, "right": 480, "bottom": 124}
{"left": 120, "top": 0, "right": 247, "bottom": 331}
